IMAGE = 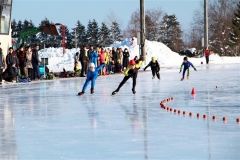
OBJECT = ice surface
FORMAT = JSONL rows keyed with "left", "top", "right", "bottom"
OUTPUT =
{"left": 0, "top": 64, "right": 240, "bottom": 160}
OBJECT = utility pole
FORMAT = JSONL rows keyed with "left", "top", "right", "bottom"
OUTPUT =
{"left": 204, "top": 0, "right": 208, "bottom": 49}
{"left": 140, "top": 0, "right": 146, "bottom": 60}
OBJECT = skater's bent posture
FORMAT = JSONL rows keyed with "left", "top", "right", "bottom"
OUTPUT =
{"left": 179, "top": 57, "right": 197, "bottom": 81}
{"left": 78, "top": 63, "right": 104, "bottom": 95}
{"left": 112, "top": 58, "right": 143, "bottom": 95}
{"left": 144, "top": 57, "right": 160, "bottom": 79}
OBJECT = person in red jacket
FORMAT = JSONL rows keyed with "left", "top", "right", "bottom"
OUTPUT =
{"left": 99, "top": 47, "right": 106, "bottom": 75}
{"left": 204, "top": 48, "right": 210, "bottom": 64}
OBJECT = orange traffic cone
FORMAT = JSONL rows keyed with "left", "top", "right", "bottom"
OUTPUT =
{"left": 191, "top": 87, "right": 196, "bottom": 95}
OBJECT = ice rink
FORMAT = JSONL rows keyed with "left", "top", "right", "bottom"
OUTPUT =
{"left": 0, "top": 64, "right": 240, "bottom": 160}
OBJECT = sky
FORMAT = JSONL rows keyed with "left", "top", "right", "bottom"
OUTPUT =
{"left": 12, "top": 0, "right": 202, "bottom": 33}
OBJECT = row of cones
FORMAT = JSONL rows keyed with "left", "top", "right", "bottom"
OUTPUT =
{"left": 160, "top": 97, "right": 240, "bottom": 124}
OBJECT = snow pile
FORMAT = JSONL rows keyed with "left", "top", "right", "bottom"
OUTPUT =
{"left": 38, "top": 38, "right": 240, "bottom": 72}
{"left": 112, "top": 38, "right": 240, "bottom": 67}
{"left": 38, "top": 48, "right": 79, "bottom": 72}
{"left": 111, "top": 37, "right": 183, "bottom": 67}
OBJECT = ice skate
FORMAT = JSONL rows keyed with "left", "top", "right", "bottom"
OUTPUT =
{"left": 112, "top": 90, "right": 118, "bottom": 95}
{"left": 77, "top": 91, "right": 84, "bottom": 96}
{"left": 132, "top": 89, "right": 136, "bottom": 94}
{"left": 91, "top": 88, "right": 94, "bottom": 94}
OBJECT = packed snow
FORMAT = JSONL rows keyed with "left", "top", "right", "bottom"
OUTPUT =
{"left": 38, "top": 38, "right": 240, "bottom": 73}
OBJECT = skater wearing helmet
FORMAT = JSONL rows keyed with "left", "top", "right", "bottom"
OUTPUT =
{"left": 144, "top": 57, "right": 160, "bottom": 80}
{"left": 179, "top": 56, "right": 197, "bottom": 81}
{"left": 112, "top": 58, "right": 143, "bottom": 95}
{"left": 77, "top": 63, "right": 105, "bottom": 96}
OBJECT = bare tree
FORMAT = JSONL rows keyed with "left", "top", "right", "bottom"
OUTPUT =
{"left": 125, "top": 10, "right": 140, "bottom": 38}
{"left": 208, "top": 0, "right": 238, "bottom": 55}
{"left": 187, "top": 10, "right": 204, "bottom": 50}
{"left": 125, "top": 9, "right": 164, "bottom": 41}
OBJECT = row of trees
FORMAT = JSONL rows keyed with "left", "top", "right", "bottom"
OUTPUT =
{"left": 11, "top": 9, "right": 184, "bottom": 53}
{"left": 11, "top": 18, "right": 123, "bottom": 48}
{"left": 187, "top": 0, "right": 240, "bottom": 56}
{"left": 11, "top": 1, "right": 240, "bottom": 56}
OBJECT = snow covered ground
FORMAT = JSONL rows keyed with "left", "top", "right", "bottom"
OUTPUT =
{"left": 38, "top": 38, "right": 240, "bottom": 73}
{"left": 0, "top": 63, "right": 239, "bottom": 160}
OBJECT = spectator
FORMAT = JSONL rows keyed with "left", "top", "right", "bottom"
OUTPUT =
{"left": 122, "top": 48, "right": 130, "bottom": 69}
{"left": 105, "top": 48, "right": 111, "bottom": 75}
{"left": 17, "top": 45, "right": 26, "bottom": 77}
{"left": 117, "top": 48, "right": 123, "bottom": 70}
{"left": 4, "top": 47, "right": 17, "bottom": 82}
{"left": 204, "top": 48, "right": 210, "bottom": 64}
{"left": 99, "top": 47, "right": 106, "bottom": 75}
{"left": 89, "top": 46, "right": 98, "bottom": 67}
{"left": 112, "top": 47, "right": 118, "bottom": 67}
{"left": 0, "top": 44, "right": 5, "bottom": 84}
{"left": 25, "top": 47, "right": 33, "bottom": 80}
{"left": 32, "top": 45, "right": 40, "bottom": 80}
{"left": 79, "top": 46, "right": 89, "bottom": 77}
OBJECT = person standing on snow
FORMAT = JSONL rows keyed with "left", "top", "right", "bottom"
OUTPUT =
{"left": 144, "top": 57, "right": 160, "bottom": 79}
{"left": 179, "top": 56, "right": 197, "bottom": 81}
{"left": 77, "top": 63, "right": 105, "bottom": 96}
{"left": 204, "top": 48, "right": 210, "bottom": 64}
{"left": 112, "top": 58, "right": 143, "bottom": 95}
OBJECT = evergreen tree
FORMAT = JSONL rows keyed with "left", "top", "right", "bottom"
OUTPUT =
{"left": 15, "top": 20, "right": 23, "bottom": 44}
{"left": 11, "top": 19, "right": 17, "bottom": 37}
{"left": 86, "top": 19, "right": 99, "bottom": 46}
{"left": 161, "top": 14, "right": 183, "bottom": 52}
{"left": 23, "top": 20, "right": 30, "bottom": 30}
{"left": 99, "top": 22, "right": 111, "bottom": 46}
{"left": 16, "top": 20, "right": 23, "bottom": 33}
{"left": 110, "top": 21, "right": 122, "bottom": 42}
{"left": 75, "top": 20, "right": 87, "bottom": 46}
{"left": 229, "top": 1, "right": 240, "bottom": 53}
{"left": 39, "top": 18, "right": 51, "bottom": 47}
{"left": 29, "top": 20, "right": 34, "bottom": 28}
{"left": 21, "top": 20, "right": 36, "bottom": 44}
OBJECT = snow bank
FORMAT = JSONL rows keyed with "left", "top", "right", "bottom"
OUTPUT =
{"left": 38, "top": 38, "right": 240, "bottom": 72}
{"left": 112, "top": 37, "right": 240, "bottom": 68}
{"left": 38, "top": 48, "right": 79, "bottom": 72}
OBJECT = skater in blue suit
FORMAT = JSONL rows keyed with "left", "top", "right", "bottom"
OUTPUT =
{"left": 179, "top": 57, "right": 197, "bottom": 81}
{"left": 78, "top": 63, "right": 105, "bottom": 96}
